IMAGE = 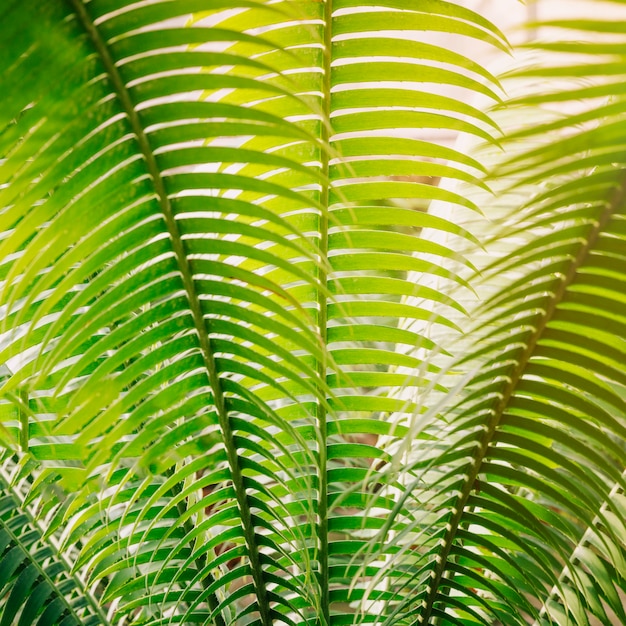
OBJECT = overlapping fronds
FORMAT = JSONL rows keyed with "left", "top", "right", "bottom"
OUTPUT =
{"left": 7, "top": 1, "right": 626, "bottom": 625}
{"left": 0, "top": 1, "right": 504, "bottom": 625}
{"left": 369, "top": 4, "right": 626, "bottom": 625}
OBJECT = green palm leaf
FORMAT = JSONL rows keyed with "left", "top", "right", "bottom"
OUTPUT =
{"left": 0, "top": 452, "right": 109, "bottom": 626}
{"left": 372, "top": 7, "right": 626, "bottom": 625}
{"left": 5, "top": 1, "right": 626, "bottom": 626}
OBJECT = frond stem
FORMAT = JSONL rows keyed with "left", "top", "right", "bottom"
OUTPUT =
{"left": 316, "top": 1, "right": 333, "bottom": 624}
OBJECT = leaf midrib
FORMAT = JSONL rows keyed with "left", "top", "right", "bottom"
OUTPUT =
{"left": 316, "top": 1, "right": 333, "bottom": 624}
{"left": 68, "top": 2, "right": 271, "bottom": 624}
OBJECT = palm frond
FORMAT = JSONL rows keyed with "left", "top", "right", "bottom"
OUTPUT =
{"left": 374, "top": 6, "right": 626, "bottom": 625}
{"left": 0, "top": 452, "right": 109, "bottom": 626}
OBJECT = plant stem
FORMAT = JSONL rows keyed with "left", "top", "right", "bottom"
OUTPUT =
{"left": 317, "top": 1, "right": 333, "bottom": 624}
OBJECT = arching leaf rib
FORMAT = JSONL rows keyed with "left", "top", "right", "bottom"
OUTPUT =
{"left": 67, "top": 1, "right": 273, "bottom": 623}
{"left": 415, "top": 177, "right": 626, "bottom": 625}
{"left": 316, "top": 2, "right": 333, "bottom": 624}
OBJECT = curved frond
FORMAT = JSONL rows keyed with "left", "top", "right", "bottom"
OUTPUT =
{"left": 375, "top": 7, "right": 626, "bottom": 625}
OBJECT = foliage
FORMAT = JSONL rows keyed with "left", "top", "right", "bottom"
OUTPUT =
{"left": 1, "top": 1, "right": 626, "bottom": 624}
